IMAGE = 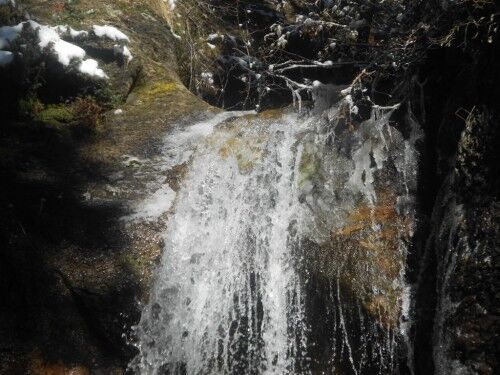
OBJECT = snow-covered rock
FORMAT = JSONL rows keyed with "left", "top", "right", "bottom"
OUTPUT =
{"left": 34, "top": 21, "right": 87, "bottom": 65}
{"left": 92, "top": 25, "right": 130, "bottom": 42}
{"left": 0, "top": 21, "right": 135, "bottom": 79}
{"left": 78, "top": 59, "right": 108, "bottom": 79}
{"left": 52, "top": 25, "right": 88, "bottom": 39}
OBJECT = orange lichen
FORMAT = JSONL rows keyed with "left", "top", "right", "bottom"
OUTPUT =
{"left": 346, "top": 201, "right": 397, "bottom": 224}
{"left": 317, "top": 191, "right": 410, "bottom": 327}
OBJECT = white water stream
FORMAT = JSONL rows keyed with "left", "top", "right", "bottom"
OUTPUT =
{"left": 130, "top": 98, "right": 421, "bottom": 374}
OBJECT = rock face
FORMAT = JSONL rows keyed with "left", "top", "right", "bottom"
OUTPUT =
{"left": 433, "top": 111, "right": 499, "bottom": 375}
{"left": 414, "top": 107, "right": 500, "bottom": 375}
{"left": 409, "top": 3, "right": 500, "bottom": 371}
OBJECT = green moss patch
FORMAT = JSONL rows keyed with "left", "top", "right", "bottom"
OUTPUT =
{"left": 36, "top": 104, "right": 75, "bottom": 126}
{"left": 135, "top": 82, "right": 180, "bottom": 101}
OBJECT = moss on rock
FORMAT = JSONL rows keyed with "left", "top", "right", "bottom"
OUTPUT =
{"left": 134, "top": 81, "right": 180, "bottom": 102}
{"left": 36, "top": 104, "right": 75, "bottom": 126}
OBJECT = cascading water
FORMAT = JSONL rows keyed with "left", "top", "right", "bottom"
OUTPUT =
{"left": 130, "top": 92, "right": 421, "bottom": 374}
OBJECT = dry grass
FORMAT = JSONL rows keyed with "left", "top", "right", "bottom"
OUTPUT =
{"left": 72, "top": 97, "right": 104, "bottom": 129}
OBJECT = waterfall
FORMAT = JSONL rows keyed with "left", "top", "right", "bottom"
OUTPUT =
{"left": 130, "top": 98, "right": 421, "bottom": 374}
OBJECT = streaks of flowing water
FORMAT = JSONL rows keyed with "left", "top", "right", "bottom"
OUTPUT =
{"left": 133, "top": 112, "right": 309, "bottom": 374}
{"left": 131, "top": 99, "right": 421, "bottom": 374}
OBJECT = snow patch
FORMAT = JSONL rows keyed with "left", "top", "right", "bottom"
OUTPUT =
{"left": 36, "top": 22, "right": 87, "bottom": 65}
{"left": 92, "top": 25, "right": 130, "bottom": 42}
{"left": 53, "top": 25, "right": 88, "bottom": 39}
{"left": 78, "top": 59, "right": 108, "bottom": 79}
